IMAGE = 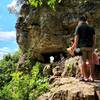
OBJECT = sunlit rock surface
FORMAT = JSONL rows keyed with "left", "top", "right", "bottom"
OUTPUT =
{"left": 38, "top": 77, "right": 100, "bottom": 100}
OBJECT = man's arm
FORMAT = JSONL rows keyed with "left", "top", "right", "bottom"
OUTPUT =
{"left": 71, "top": 24, "right": 80, "bottom": 50}
{"left": 71, "top": 35, "right": 79, "bottom": 50}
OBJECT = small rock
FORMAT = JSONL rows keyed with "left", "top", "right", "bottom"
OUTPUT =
{"left": 43, "top": 64, "right": 52, "bottom": 76}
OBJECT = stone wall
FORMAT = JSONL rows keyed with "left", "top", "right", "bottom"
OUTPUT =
{"left": 16, "top": 0, "right": 100, "bottom": 61}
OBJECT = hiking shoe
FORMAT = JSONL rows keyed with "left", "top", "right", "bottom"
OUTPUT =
{"left": 88, "top": 77, "right": 94, "bottom": 82}
{"left": 83, "top": 77, "right": 89, "bottom": 82}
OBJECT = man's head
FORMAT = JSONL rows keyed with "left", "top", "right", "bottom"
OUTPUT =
{"left": 79, "top": 15, "right": 87, "bottom": 22}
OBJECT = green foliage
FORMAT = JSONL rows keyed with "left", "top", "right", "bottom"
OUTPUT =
{"left": 28, "top": 0, "right": 62, "bottom": 8}
{"left": 0, "top": 52, "right": 48, "bottom": 100}
{"left": 0, "top": 52, "right": 20, "bottom": 88}
{"left": 11, "top": 50, "right": 22, "bottom": 63}
{"left": 28, "top": 0, "right": 89, "bottom": 8}
{"left": 47, "top": 0, "right": 60, "bottom": 9}
{"left": 29, "top": 0, "right": 43, "bottom": 7}
{"left": 0, "top": 51, "right": 21, "bottom": 99}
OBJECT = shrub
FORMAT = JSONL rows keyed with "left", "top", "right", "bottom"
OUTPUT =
{"left": 0, "top": 54, "right": 48, "bottom": 100}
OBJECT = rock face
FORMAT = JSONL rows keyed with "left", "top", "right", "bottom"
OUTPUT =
{"left": 62, "top": 56, "right": 82, "bottom": 78}
{"left": 37, "top": 77, "right": 100, "bottom": 100}
{"left": 16, "top": 0, "right": 100, "bottom": 61}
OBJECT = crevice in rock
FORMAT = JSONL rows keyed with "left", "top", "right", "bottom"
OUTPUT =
{"left": 41, "top": 52, "right": 67, "bottom": 63}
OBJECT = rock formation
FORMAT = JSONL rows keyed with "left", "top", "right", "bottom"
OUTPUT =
{"left": 15, "top": 0, "right": 100, "bottom": 61}
{"left": 38, "top": 77, "right": 100, "bottom": 100}
{"left": 38, "top": 55, "right": 100, "bottom": 100}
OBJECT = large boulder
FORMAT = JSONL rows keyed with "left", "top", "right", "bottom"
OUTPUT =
{"left": 38, "top": 77, "right": 100, "bottom": 100}
{"left": 16, "top": 0, "right": 100, "bottom": 61}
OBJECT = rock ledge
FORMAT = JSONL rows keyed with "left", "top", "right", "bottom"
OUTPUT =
{"left": 38, "top": 77, "right": 100, "bottom": 100}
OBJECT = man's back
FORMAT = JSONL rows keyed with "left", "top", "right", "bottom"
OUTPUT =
{"left": 75, "top": 22, "right": 95, "bottom": 48}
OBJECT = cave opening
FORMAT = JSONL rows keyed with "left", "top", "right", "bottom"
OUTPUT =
{"left": 41, "top": 52, "right": 67, "bottom": 63}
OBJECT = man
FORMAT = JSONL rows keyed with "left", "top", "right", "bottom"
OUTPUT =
{"left": 72, "top": 15, "right": 96, "bottom": 81}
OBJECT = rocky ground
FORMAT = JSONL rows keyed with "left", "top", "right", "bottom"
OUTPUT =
{"left": 38, "top": 56, "right": 100, "bottom": 100}
{"left": 38, "top": 77, "right": 100, "bottom": 100}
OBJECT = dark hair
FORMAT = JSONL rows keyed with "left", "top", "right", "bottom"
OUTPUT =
{"left": 79, "top": 15, "right": 87, "bottom": 21}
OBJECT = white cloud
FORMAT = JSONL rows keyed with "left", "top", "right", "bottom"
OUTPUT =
{"left": 0, "top": 31, "right": 16, "bottom": 40}
{"left": 7, "top": 0, "right": 22, "bottom": 14}
{"left": 0, "top": 47, "right": 10, "bottom": 59}
{"left": 7, "top": 0, "right": 17, "bottom": 13}
{"left": 0, "top": 47, "right": 10, "bottom": 53}
{"left": 0, "top": 46, "right": 19, "bottom": 60}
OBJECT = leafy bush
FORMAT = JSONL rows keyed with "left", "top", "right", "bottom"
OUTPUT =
{"left": 0, "top": 51, "right": 48, "bottom": 100}
{"left": 0, "top": 54, "right": 18, "bottom": 88}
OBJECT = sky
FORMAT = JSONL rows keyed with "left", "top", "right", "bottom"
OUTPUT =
{"left": 0, "top": 0, "right": 18, "bottom": 59}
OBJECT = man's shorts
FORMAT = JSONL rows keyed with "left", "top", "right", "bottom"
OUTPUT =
{"left": 80, "top": 47, "right": 93, "bottom": 61}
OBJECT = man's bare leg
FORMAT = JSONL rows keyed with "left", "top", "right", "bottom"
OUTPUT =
{"left": 82, "top": 61, "right": 89, "bottom": 80}
{"left": 88, "top": 56, "right": 94, "bottom": 81}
